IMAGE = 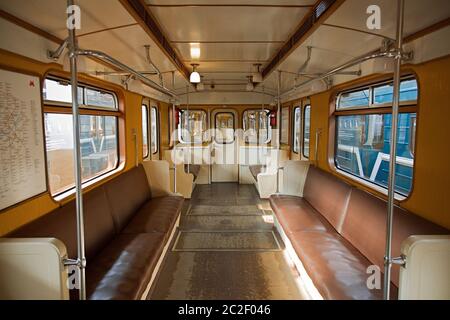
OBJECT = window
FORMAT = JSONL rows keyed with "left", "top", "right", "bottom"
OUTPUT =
{"left": 337, "top": 89, "right": 370, "bottom": 109}
{"left": 43, "top": 77, "right": 118, "bottom": 110}
{"left": 334, "top": 77, "right": 418, "bottom": 196}
{"left": 85, "top": 87, "right": 117, "bottom": 109}
{"left": 142, "top": 105, "right": 149, "bottom": 158}
{"left": 214, "top": 112, "right": 235, "bottom": 143}
{"left": 43, "top": 76, "right": 120, "bottom": 196}
{"left": 43, "top": 78, "right": 83, "bottom": 104}
{"left": 142, "top": 103, "right": 159, "bottom": 156}
{"left": 303, "top": 105, "right": 311, "bottom": 158}
{"left": 178, "top": 110, "right": 207, "bottom": 144}
{"left": 281, "top": 107, "right": 290, "bottom": 144}
{"left": 45, "top": 114, "right": 118, "bottom": 195}
{"left": 150, "top": 106, "right": 158, "bottom": 154}
{"left": 242, "top": 110, "right": 271, "bottom": 144}
{"left": 293, "top": 106, "right": 302, "bottom": 154}
{"left": 373, "top": 79, "right": 418, "bottom": 105}
{"left": 337, "top": 77, "right": 418, "bottom": 111}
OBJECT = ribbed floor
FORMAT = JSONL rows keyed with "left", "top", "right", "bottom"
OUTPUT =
{"left": 148, "top": 183, "right": 305, "bottom": 300}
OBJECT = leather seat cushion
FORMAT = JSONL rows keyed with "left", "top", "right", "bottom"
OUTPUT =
{"left": 303, "top": 166, "right": 352, "bottom": 232}
{"left": 10, "top": 186, "right": 115, "bottom": 260}
{"left": 87, "top": 233, "right": 165, "bottom": 300}
{"left": 122, "top": 196, "right": 184, "bottom": 236}
{"left": 290, "top": 231, "right": 391, "bottom": 300}
{"left": 249, "top": 165, "right": 266, "bottom": 180}
{"left": 269, "top": 194, "right": 332, "bottom": 234}
{"left": 104, "top": 165, "right": 152, "bottom": 231}
{"left": 185, "top": 164, "right": 201, "bottom": 180}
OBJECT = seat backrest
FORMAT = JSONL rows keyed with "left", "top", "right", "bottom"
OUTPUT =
{"left": 303, "top": 166, "right": 352, "bottom": 232}
{"left": 341, "top": 188, "right": 449, "bottom": 287}
{"left": 11, "top": 186, "right": 116, "bottom": 260}
{"left": 103, "top": 165, "right": 151, "bottom": 231}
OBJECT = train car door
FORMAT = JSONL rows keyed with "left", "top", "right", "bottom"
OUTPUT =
{"left": 211, "top": 109, "right": 238, "bottom": 182}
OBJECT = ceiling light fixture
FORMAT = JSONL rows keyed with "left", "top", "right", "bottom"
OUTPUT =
{"left": 190, "top": 64, "right": 201, "bottom": 84}
{"left": 246, "top": 76, "right": 254, "bottom": 91}
{"left": 190, "top": 43, "right": 201, "bottom": 60}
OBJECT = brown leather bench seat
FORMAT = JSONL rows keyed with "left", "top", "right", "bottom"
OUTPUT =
{"left": 249, "top": 164, "right": 266, "bottom": 180}
{"left": 184, "top": 164, "right": 201, "bottom": 180}
{"left": 9, "top": 165, "right": 184, "bottom": 300}
{"left": 270, "top": 166, "right": 448, "bottom": 300}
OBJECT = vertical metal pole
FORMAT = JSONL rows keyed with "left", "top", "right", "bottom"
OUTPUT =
{"left": 276, "top": 70, "right": 281, "bottom": 193}
{"left": 384, "top": 0, "right": 405, "bottom": 301}
{"left": 172, "top": 71, "right": 177, "bottom": 193}
{"left": 261, "top": 86, "right": 265, "bottom": 147}
{"left": 148, "top": 102, "right": 152, "bottom": 161}
{"left": 67, "top": 0, "right": 86, "bottom": 300}
{"left": 186, "top": 86, "right": 190, "bottom": 173}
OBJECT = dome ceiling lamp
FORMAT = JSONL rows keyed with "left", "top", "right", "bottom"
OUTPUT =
{"left": 190, "top": 63, "right": 201, "bottom": 84}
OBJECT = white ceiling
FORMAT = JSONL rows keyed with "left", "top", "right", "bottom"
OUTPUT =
{"left": 0, "top": 0, "right": 449, "bottom": 98}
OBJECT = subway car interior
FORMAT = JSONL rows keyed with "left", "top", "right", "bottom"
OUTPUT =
{"left": 0, "top": 0, "right": 449, "bottom": 303}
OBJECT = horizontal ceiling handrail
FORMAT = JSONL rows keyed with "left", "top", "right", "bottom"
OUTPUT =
{"left": 76, "top": 49, "right": 178, "bottom": 98}
{"left": 280, "top": 48, "right": 411, "bottom": 99}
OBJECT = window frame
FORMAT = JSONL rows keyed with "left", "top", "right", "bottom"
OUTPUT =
{"left": 302, "top": 105, "right": 311, "bottom": 159}
{"left": 242, "top": 108, "right": 272, "bottom": 144}
{"left": 292, "top": 106, "right": 302, "bottom": 154}
{"left": 42, "top": 75, "right": 122, "bottom": 197}
{"left": 214, "top": 111, "right": 235, "bottom": 144}
{"left": 333, "top": 75, "right": 419, "bottom": 198}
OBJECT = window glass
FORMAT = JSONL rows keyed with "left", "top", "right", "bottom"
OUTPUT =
{"left": 43, "top": 78, "right": 83, "bottom": 104}
{"left": 410, "top": 114, "right": 417, "bottom": 157}
{"left": 293, "top": 107, "right": 301, "bottom": 154}
{"left": 45, "top": 113, "right": 119, "bottom": 195}
{"left": 303, "top": 105, "right": 311, "bottom": 158}
{"left": 142, "top": 105, "right": 149, "bottom": 158}
{"left": 151, "top": 106, "right": 158, "bottom": 154}
{"left": 215, "top": 112, "right": 234, "bottom": 143}
{"left": 85, "top": 87, "right": 117, "bottom": 109}
{"left": 179, "top": 110, "right": 207, "bottom": 144}
{"left": 281, "top": 107, "right": 290, "bottom": 144}
{"left": 43, "top": 78, "right": 117, "bottom": 110}
{"left": 338, "top": 89, "right": 370, "bottom": 109}
{"left": 243, "top": 110, "right": 271, "bottom": 144}
{"left": 335, "top": 113, "right": 416, "bottom": 195}
{"left": 373, "top": 79, "right": 418, "bottom": 104}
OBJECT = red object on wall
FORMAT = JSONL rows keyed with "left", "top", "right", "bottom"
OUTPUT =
{"left": 269, "top": 110, "right": 277, "bottom": 127}
{"left": 174, "top": 108, "right": 181, "bottom": 127}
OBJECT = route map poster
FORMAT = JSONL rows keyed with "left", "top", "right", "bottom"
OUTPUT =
{"left": 0, "top": 69, "right": 46, "bottom": 210}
